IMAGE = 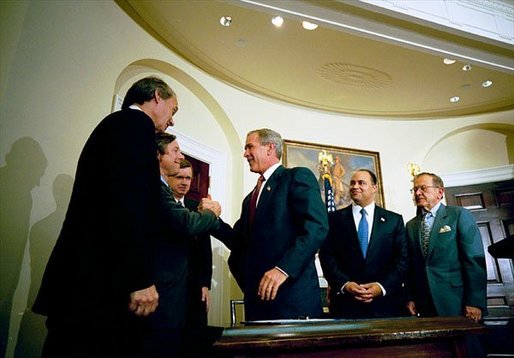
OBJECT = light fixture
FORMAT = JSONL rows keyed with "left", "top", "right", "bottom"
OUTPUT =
{"left": 219, "top": 16, "right": 232, "bottom": 27}
{"left": 271, "top": 16, "right": 284, "bottom": 27}
{"left": 450, "top": 96, "right": 460, "bottom": 103}
{"left": 462, "top": 64, "right": 472, "bottom": 71}
{"left": 482, "top": 80, "right": 493, "bottom": 88}
{"left": 302, "top": 21, "right": 318, "bottom": 30}
{"left": 443, "top": 58, "right": 456, "bottom": 65}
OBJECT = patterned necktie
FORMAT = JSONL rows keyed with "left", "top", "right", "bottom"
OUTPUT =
{"left": 421, "top": 212, "right": 432, "bottom": 256}
{"left": 248, "top": 175, "right": 265, "bottom": 226}
{"left": 358, "top": 208, "right": 369, "bottom": 258}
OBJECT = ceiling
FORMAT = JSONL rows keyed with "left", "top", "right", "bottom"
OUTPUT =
{"left": 116, "top": 0, "right": 514, "bottom": 119}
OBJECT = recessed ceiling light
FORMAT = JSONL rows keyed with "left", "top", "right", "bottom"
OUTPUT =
{"left": 271, "top": 16, "right": 284, "bottom": 27}
{"left": 482, "top": 80, "right": 493, "bottom": 88}
{"left": 450, "top": 96, "right": 460, "bottom": 103}
{"left": 302, "top": 21, "right": 318, "bottom": 30}
{"left": 220, "top": 16, "right": 232, "bottom": 27}
{"left": 443, "top": 58, "right": 456, "bottom": 65}
{"left": 462, "top": 64, "right": 472, "bottom": 71}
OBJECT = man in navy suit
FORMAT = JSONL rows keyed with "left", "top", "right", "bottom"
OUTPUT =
{"left": 33, "top": 77, "right": 177, "bottom": 357}
{"left": 142, "top": 134, "right": 220, "bottom": 357}
{"left": 319, "top": 169, "right": 409, "bottom": 318}
{"left": 167, "top": 159, "right": 215, "bottom": 355}
{"left": 405, "top": 172, "right": 487, "bottom": 321}
{"left": 213, "top": 128, "right": 328, "bottom": 321}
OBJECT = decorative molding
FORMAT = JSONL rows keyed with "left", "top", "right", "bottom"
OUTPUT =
{"left": 359, "top": 0, "right": 514, "bottom": 44}
{"left": 442, "top": 164, "right": 514, "bottom": 187}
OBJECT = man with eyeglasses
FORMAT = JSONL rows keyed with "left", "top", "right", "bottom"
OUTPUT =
{"left": 405, "top": 172, "right": 487, "bottom": 326}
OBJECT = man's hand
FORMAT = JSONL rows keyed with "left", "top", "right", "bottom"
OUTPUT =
{"left": 128, "top": 285, "right": 159, "bottom": 316}
{"left": 406, "top": 300, "right": 417, "bottom": 316}
{"left": 199, "top": 196, "right": 221, "bottom": 217}
{"left": 258, "top": 268, "right": 287, "bottom": 301}
{"left": 464, "top": 305, "right": 482, "bottom": 323}
{"left": 344, "top": 281, "right": 373, "bottom": 303}
{"left": 201, "top": 286, "right": 210, "bottom": 312}
{"left": 360, "top": 282, "right": 383, "bottom": 299}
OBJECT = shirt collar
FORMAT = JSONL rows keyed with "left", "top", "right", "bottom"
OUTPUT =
{"left": 160, "top": 175, "right": 169, "bottom": 187}
{"left": 262, "top": 163, "right": 281, "bottom": 181}
{"left": 352, "top": 202, "right": 376, "bottom": 217}
{"left": 129, "top": 104, "right": 143, "bottom": 111}
{"left": 424, "top": 201, "right": 442, "bottom": 217}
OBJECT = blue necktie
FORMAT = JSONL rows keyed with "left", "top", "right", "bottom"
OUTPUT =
{"left": 358, "top": 208, "right": 369, "bottom": 258}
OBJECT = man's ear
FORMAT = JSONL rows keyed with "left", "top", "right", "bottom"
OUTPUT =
{"left": 267, "top": 143, "right": 275, "bottom": 155}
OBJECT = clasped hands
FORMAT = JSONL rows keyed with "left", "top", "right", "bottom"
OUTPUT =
{"left": 198, "top": 195, "right": 221, "bottom": 217}
{"left": 344, "top": 281, "right": 382, "bottom": 303}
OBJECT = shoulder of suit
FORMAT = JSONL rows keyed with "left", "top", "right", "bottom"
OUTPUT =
{"left": 377, "top": 206, "right": 403, "bottom": 219}
{"left": 104, "top": 108, "right": 154, "bottom": 133}
{"left": 286, "top": 166, "right": 318, "bottom": 181}
{"left": 330, "top": 205, "right": 352, "bottom": 216}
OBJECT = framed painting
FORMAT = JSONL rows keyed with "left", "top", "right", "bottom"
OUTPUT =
{"left": 282, "top": 140, "right": 385, "bottom": 209}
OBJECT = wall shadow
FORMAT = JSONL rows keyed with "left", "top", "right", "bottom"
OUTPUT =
{"left": 14, "top": 174, "right": 74, "bottom": 358}
{"left": 0, "top": 137, "right": 47, "bottom": 357}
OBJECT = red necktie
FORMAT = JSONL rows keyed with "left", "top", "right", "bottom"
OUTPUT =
{"left": 248, "top": 175, "right": 265, "bottom": 226}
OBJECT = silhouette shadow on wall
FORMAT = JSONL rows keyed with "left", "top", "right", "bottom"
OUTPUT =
{"left": 14, "top": 174, "right": 74, "bottom": 358}
{"left": 0, "top": 137, "right": 47, "bottom": 357}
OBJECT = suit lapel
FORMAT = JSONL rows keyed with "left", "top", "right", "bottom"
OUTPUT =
{"left": 411, "top": 214, "right": 423, "bottom": 256}
{"left": 340, "top": 206, "right": 364, "bottom": 260}
{"left": 253, "top": 166, "right": 285, "bottom": 223}
{"left": 367, "top": 207, "right": 386, "bottom": 258}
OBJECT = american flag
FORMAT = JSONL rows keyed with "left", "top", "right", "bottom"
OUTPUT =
{"left": 323, "top": 175, "right": 336, "bottom": 212}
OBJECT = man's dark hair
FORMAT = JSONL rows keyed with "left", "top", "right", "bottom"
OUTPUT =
{"left": 122, "top": 76, "right": 176, "bottom": 109}
{"left": 179, "top": 159, "right": 193, "bottom": 176}
{"left": 356, "top": 168, "right": 377, "bottom": 185}
{"left": 156, "top": 132, "right": 177, "bottom": 155}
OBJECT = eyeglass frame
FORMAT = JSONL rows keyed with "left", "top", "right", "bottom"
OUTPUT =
{"left": 410, "top": 185, "right": 439, "bottom": 194}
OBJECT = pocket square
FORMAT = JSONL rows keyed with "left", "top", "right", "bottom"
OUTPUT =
{"left": 439, "top": 225, "right": 452, "bottom": 233}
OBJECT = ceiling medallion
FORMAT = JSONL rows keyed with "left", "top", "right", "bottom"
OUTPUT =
{"left": 317, "top": 63, "right": 392, "bottom": 89}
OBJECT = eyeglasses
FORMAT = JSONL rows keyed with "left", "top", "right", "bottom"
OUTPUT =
{"left": 410, "top": 185, "right": 437, "bottom": 194}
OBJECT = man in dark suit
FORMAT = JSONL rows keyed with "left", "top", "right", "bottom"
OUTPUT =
{"left": 405, "top": 172, "right": 487, "bottom": 322}
{"left": 167, "top": 159, "right": 214, "bottom": 354}
{"left": 142, "top": 134, "right": 220, "bottom": 357}
{"left": 319, "top": 169, "right": 409, "bottom": 318}
{"left": 32, "top": 77, "right": 178, "bottom": 357}
{"left": 213, "top": 128, "right": 328, "bottom": 321}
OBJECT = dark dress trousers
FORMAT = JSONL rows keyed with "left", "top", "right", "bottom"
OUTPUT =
{"left": 214, "top": 165, "right": 329, "bottom": 321}
{"left": 32, "top": 109, "right": 162, "bottom": 356}
{"left": 140, "top": 182, "right": 219, "bottom": 357}
{"left": 319, "top": 205, "right": 409, "bottom": 318}
{"left": 405, "top": 204, "right": 487, "bottom": 317}
{"left": 184, "top": 197, "right": 213, "bottom": 328}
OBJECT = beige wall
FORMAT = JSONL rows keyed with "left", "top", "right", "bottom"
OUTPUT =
{"left": 1, "top": 1, "right": 513, "bottom": 357}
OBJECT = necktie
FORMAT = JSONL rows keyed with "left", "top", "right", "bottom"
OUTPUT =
{"left": 357, "top": 208, "right": 369, "bottom": 258}
{"left": 421, "top": 212, "right": 432, "bottom": 257}
{"left": 248, "top": 175, "right": 265, "bottom": 226}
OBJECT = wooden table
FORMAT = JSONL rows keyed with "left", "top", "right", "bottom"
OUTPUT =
{"left": 212, "top": 316, "right": 486, "bottom": 357}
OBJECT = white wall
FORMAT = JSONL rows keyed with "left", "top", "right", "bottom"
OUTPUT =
{"left": 1, "top": 1, "right": 513, "bottom": 357}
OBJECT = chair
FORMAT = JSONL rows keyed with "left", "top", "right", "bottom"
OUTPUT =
{"left": 230, "top": 299, "right": 244, "bottom": 327}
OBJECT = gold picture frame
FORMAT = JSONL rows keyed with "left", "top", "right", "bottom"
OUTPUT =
{"left": 282, "top": 140, "right": 385, "bottom": 209}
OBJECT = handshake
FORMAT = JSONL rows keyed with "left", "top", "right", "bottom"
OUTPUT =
{"left": 198, "top": 195, "right": 222, "bottom": 217}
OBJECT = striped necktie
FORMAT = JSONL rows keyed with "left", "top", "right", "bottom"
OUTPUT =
{"left": 421, "top": 212, "right": 433, "bottom": 256}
